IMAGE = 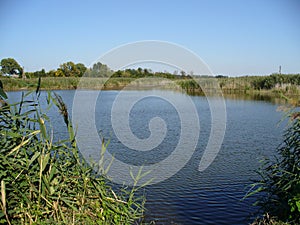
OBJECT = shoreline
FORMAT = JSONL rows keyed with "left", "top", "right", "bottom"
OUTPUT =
{"left": 1, "top": 76, "right": 299, "bottom": 101}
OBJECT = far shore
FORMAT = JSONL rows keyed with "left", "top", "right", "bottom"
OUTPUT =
{"left": 1, "top": 76, "right": 299, "bottom": 103}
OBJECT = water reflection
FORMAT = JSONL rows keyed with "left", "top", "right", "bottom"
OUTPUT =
{"left": 222, "top": 93, "right": 288, "bottom": 105}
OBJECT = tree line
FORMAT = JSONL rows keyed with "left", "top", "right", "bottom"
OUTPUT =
{"left": 0, "top": 58, "right": 113, "bottom": 78}
{"left": 0, "top": 57, "right": 192, "bottom": 79}
{"left": 1, "top": 58, "right": 299, "bottom": 91}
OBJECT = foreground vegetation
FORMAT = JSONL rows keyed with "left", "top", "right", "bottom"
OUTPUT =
{"left": 0, "top": 81, "right": 144, "bottom": 224}
{"left": 246, "top": 98, "right": 300, "bottom": 224}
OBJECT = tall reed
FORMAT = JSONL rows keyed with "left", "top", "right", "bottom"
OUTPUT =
{"left": 0, "top": 80, "right": 144, "bottom": 224}
{"left": 245, "top": 98, "right": 300, "bottom": 224}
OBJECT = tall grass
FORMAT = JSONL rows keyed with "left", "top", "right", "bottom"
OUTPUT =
{"left": 0, "top": 77, "right": 132, "bottom": 91}
{"left": 0, "top": 80, "right": 144, "bottom": 224}
{"left": 1, "top": 75, "right": 300, "bottom": 98}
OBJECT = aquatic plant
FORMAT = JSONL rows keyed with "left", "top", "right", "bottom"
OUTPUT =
{"left": 246, "top": 98, "right": 300, "bottom": 224}
{"left": 0, "top": 80, "right": 144, "bottom": 224}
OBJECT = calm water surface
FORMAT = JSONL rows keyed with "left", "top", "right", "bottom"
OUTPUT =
{"left": 7, "top": 90, "right": 285, "bottom": 225}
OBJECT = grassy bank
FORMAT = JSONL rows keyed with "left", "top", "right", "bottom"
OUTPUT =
{"left": 1, "top": 75, "right": 300, "bottom": 99}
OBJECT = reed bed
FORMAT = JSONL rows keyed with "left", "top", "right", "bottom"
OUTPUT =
{"left": 0, "top": 81, "right": 144, "bottom": 224}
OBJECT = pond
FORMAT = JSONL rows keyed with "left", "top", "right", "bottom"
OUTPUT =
{"left": 7, "top": 90, "right": 285, "bottom": 224}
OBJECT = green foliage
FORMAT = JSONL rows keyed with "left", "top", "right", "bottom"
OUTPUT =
{"left": 110, "top": 68, "right": 181, "bottom": 79}
{"left": 176, "top": 79, "right": 201, "bottom": 94}
{"left": 57, "top": 62, "right": 87, "bottom": 77}
{"left": 250, "top": 213, "right": 290, "bottom": 225}
{"left": 0, "top": 58, "right": 23, "bottom": 77}
{"left": 25, "top": 69, "right": 46, "bottom": 78}
{"left": 85, "top": 62, "right": 113, "bottom": 77}
{"left": 250, "top": 74, "right": 300, "bottom": 90}
{"left": 0, "top": 84, "right": 144, "bottom": 224}
{"left": 215, "top": 74, "right": 300, "bottom": 96}
{"left": 75, "top": 63, "right": 87, "bottom": 77}
{"left": 246, "top": 104, "right": 300, "bottom": 224}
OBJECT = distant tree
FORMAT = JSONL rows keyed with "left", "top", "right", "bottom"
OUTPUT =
{"left": 27, "top": 69, "right": 41, "bottom": 78}
{"left": 26, "top": 68, "right": 47, "bottom": 78}
{"left": 47, "top": 70, "right": 56, "bottom": 77}
{"left": 40, "top": 69, "right": 46, "bottom": 76}
{"left": 0, "top": 58, "right": 23, "bottom": 77}
{"left": 143, "top": 68, "right": 150, "bottom": 75}
{"left": 122, "top": 69, "right": 132, "bottom": 77}
{"left": 59, "top": 61, "right": 85, "bottom": 77}
{"left": 137, "top": 67, "right": 143, "bottom": 75}
{"left": 89, "top": 62, "right": 113, "bottom": 77}
{"left": 112, "top": 70, "right": 123, "bottom": 77}
{"left": 59, "top": 62, "right": 76, "bottom": 77}
{"left": 55, "top": 69, "right": 65, "bottom": 77}
{"left": 215, "top": 75, "right": 228, "bottom": 78}
{"left": 75, "top": 63, "right": 87, "bottom": 77}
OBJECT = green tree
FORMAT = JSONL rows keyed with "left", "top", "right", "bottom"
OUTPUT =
{"left": 113, "top": 70, "right": 123, "bottom": 78}
{"left": 180, "top": 70, "right": 186, "bottom": 77}
{"left": 59, "top": 61, "right": 86, "bottom": 77}
{"left": 0, "top": 58, "right": 23, "bottom": 76}
{"left": 26, "top": 68, "right": 47, "bottom": 78}
{"left": 75, "top": 63, "right": 87, "bottom": 77}
{"left": 55, "top": 68, "right": 65, "bottom": 77}
{"left": 137, "top": 67, "right": 143, "bottom": 75}
{"left": 89, "top": 62, "right": 113, "bottom": 77}
{"left": 59, "top": 61, "right": 77, "bottom": 77}
{"left": 47, "top": 70, "right": 56, "bottom": 77}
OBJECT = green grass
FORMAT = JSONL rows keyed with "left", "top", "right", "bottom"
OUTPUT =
{"left": 0, "top": 77, "right": 133, "bottom": 91}
{"left": 0, "top": 84, "right": 145, "bottom": 224}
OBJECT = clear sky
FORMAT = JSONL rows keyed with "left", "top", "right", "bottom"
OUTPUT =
{"left": 0, "top": 0, "right": 299, "bottom": 76}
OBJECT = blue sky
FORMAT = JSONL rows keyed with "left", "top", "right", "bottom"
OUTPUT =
{"left": 0, "top": 0, "right": 299, "bottom": 76}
